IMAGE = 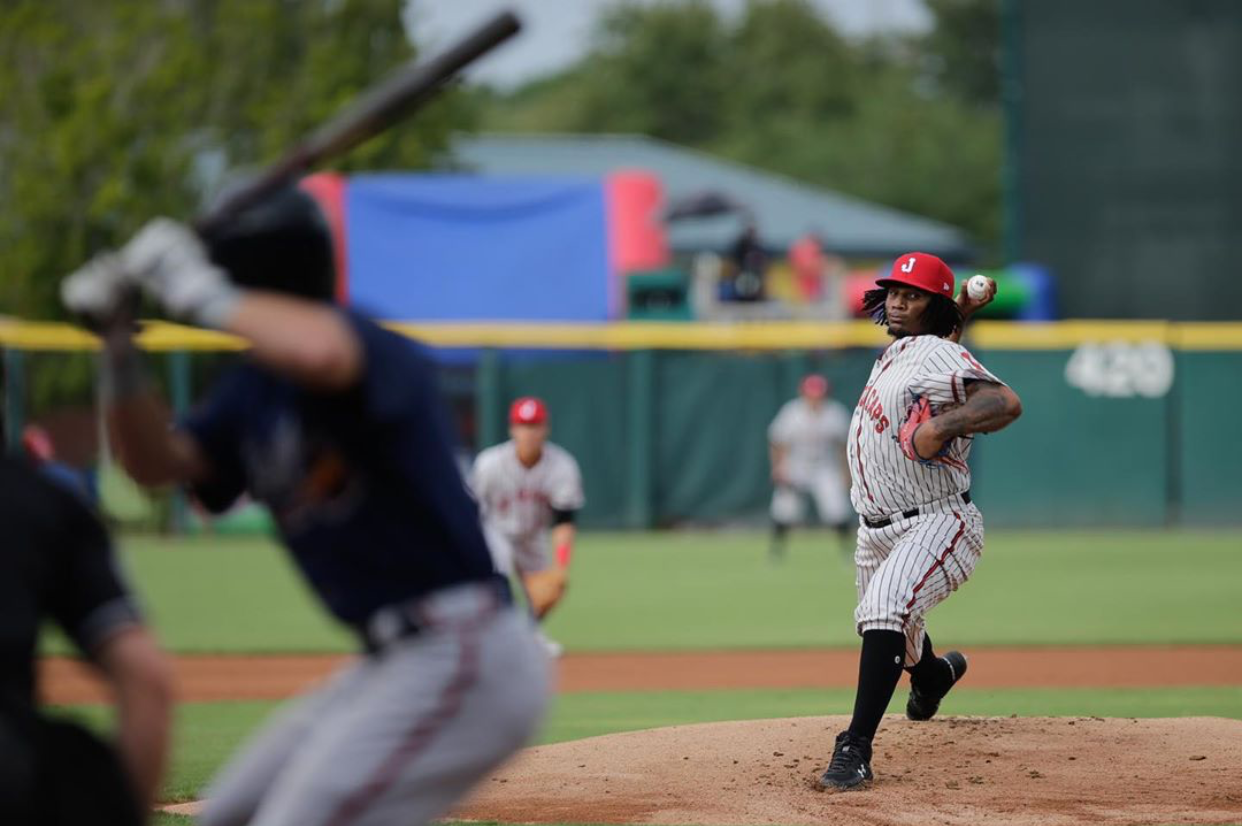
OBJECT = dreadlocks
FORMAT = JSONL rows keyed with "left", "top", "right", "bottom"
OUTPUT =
{"left": 862, "top": 287, "right": 964, "bottom": 339}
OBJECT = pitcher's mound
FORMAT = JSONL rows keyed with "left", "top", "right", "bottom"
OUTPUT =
{"left": 455, "top": 715, "right": 1242, "bottom": 825}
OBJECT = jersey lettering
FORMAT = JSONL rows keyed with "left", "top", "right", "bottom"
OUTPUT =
{"left": 856, "top": 385, "right": 889, "bottom": 433}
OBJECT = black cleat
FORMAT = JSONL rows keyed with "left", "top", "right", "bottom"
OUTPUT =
{"left": 906, "top": 650, "right": 968, "bottom": 721}
{"left": 817, "top": 730, "right": 874, "bottom": 791}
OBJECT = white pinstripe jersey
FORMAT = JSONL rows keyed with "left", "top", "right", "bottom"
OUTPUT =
{"left": 470, "top": 441, "right": 584, "bottom": 540}
{"left": 847, "top": 335, "right": 1004, "bottom": 518}
{"left": 768, "top": 398, "right": 850, "bottom": 482}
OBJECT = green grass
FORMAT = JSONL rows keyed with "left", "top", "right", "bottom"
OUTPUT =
{"left": 50, "top": 528, "right": 1242, "bottom": 654}
{"left": 50, "top": 527, "right": 1242, "bottom": 824}
{"left": 540, "top": 686, "right": 1242, "bottom": 742}
{"left": 111, "top": 534, "right": 354, "bottom": 653}
{"left": 549, "top": 528, "right": 1242, "bottom": 649}
{"left": 60, "top": 685, "right": 1242, "bottom": 804}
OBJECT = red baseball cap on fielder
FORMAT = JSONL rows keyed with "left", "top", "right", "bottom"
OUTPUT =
{"left": 509, "top": 397, "right": 548, "bottom": 426}
{"left": 877, "top": 252, "right": 956, "bottom": 299}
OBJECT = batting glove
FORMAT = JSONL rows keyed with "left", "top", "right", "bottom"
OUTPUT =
{"left": 120, "top": 218, "right": 241, "bottom": 329}
{"left": 61, "top": 251, "right": 134, "bottom": 324}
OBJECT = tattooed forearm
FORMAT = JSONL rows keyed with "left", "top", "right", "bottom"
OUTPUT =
{"left": 931, "top": 383, "right": 1022, "bottom": 440}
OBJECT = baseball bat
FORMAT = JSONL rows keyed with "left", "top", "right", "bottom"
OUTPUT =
{"left": 195, "top": 9, "right": 521, "bottom": 236}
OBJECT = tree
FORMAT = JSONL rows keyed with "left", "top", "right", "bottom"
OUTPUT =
{"left": 476, "top": 0, "right": 1003, "bottom": 259}
{"left": 0, "top": 0, "right": 468, "bottom": 322}
{"left": 573, "top": 1, "right": 729, "bottom": 146}
{"left": 921, "top": 0, "right": 1001, "bottom": 108}
{"left": 724, "top": 0, "right": 857, "bottom": 127}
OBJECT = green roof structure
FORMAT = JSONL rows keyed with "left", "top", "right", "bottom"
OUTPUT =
{"left": 451, "top": 133, "right": 972, "bottom": 260}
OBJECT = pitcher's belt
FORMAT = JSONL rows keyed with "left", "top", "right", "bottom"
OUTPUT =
{"left": 860, "top": 490, "right": 971, "bottom": 530}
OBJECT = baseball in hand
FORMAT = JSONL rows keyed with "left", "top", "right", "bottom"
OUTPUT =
{"left": 966, "top": 274, "right": 990, "bottom": 300}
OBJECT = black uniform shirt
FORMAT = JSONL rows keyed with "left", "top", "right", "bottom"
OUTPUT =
{"left": 0, "top": 457, "right": 142, "bottom": 712}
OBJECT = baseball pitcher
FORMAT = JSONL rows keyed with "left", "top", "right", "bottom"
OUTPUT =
{"left": 768, "top": 374, "right": 852, "bottom": 559}
{"left": 471, "top": 398, "right": 584, "bottom": 657}
{"left": 817, "top": 252, "right": 1022, "bottom": 791}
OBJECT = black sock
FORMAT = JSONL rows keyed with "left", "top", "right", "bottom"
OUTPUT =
{"left": 847, "top": 629, "right": 906, "bottom": 741}
{"left": 907, "top": 634, "right": 953, "bottom": 695}
{"left": 770, "top": 521, "right": 789, "bottom": 554}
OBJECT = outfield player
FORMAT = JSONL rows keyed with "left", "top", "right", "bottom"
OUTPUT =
{"left": 818, "top": 252, "right": 1021, "bottom": 791}
{"left": 61, "top": 188, "right": 549, "bottom": 826}
{"left": 0, "top": 453, "right": 173, "bottom": 826}
{"left": 768, "top": 374, "right": 852, "bottom": 559}
{"left": 471, "top": 397, "right": 584, "bottom": 657}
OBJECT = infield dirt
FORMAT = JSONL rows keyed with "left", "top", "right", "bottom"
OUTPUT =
{"left": 40, "top": 644, "right": 1242, "bottom": 703}
{"left": 159, "top": 714, "right": 1242, "bottom": 824}
{"left": 130, "top": 648, "right": 1242, "bottom": 824}
{"left": 454, "top": 715, "right": 1242, "bottom": 826}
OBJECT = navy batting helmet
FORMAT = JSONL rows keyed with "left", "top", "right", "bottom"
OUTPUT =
{"left": 200, "top": 186, "right": 336, "bottom": 302}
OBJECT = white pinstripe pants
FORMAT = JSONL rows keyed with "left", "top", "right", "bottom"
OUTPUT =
{"left": 853, "top": 499, "right": 984, "bottom": 667}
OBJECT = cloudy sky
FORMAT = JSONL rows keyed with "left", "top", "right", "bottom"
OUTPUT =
{"left": 406, "top": 0, "right": 932, "bottom": 89}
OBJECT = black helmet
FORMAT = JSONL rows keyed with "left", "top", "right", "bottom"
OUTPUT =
{"left": 201, "top": 186, "right": 336, "bottom": 302}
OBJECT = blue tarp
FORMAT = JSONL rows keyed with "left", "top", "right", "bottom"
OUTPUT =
{"left": 346, "top": 174, "right": 611, "bottom": 321}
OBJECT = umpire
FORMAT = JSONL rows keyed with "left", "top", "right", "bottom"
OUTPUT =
{"left": 0, "top": 454, "right": 173, "bottom": 825}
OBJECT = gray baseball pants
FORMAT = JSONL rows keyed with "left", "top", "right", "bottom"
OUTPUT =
{"left": 199, "top": 583, "right": 550, "bottom": 826}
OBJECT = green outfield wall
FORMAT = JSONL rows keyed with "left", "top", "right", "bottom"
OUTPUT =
{"left": 1177, "top": 352, "right": 1242, "bottom": 525}
{"left": 465, "top": 331, "right": 1242, "bottom": 529}
{"left": 4, "top": 320, "right": 1241, "bottom": 529}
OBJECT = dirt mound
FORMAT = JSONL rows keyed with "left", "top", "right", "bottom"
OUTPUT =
{"left": 454, "top": 715, "right": 1242, "bottom": 826}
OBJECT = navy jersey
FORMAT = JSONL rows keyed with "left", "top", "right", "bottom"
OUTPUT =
{"left": 181, "top": 310, "right": 498, "bottom": 625}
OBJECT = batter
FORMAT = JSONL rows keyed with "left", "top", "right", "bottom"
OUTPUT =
{"left": 61, "top": 188, "right": 550, "bottom": 826}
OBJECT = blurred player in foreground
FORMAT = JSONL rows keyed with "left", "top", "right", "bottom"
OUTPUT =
{"left": 61, "top": 188, "right": 549, "bottom": 826}
{"left": 818, "top": 253, "right": 1021, "bottom": 792}
{"left": 0, "top": 454, "right": 173, "bottom": 825}
{"left": 768, "top": 374, "right": 852, "bottom": 559}
{"left": 471, "top": 398, "right": 584, "bottom": 657}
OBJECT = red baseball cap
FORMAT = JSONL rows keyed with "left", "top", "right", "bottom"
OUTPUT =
{"left": 800, "top": 375, "right": 829, "bottom": 398}
{"left": 877, "top": 252, "right": 955, "bottom": 299}
{"left": 509, "top": 396, "right": 548, "bottom": 425}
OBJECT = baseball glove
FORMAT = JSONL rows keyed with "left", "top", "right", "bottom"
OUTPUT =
{"left": 522, "top": 567, "right": 568, "bottom": 620}
{"left": 898, "top": 396, "right": 966, "bottom": 470}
